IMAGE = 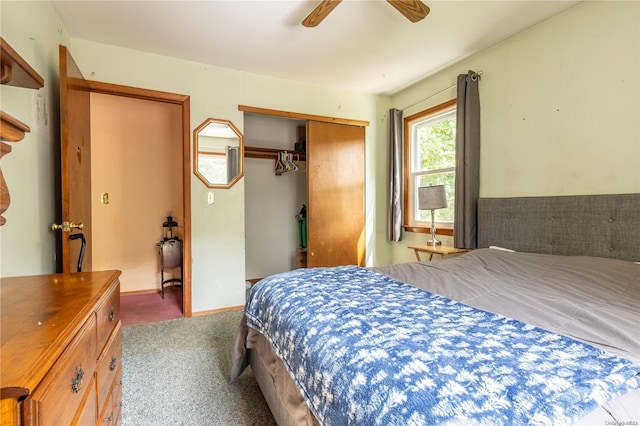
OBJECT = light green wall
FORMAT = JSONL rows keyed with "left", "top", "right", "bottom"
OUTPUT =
{"left": 0, "top": 1, "right": 71, "bottom": 276}
{"left": 385, "top": 1, "right": 640, "bottom": 265}
{"left": 2, "top": 1, "right": 638, "bottom": 311}
{"left": 0, "top": 0, "right": 385, "bottom": 313}
{"left": 57, "top": 39, "right": 383, "bottom": 313}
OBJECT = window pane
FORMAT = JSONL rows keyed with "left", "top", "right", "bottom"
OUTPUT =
{"left": 416, "top": 172, "right": 455, "bottom": 223}
{"left": 415, "top": 113, "right": 456, "bottom": 172}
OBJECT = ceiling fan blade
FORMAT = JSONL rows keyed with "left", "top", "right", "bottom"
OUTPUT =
{"left": 302, "top": 0, "right": 342, "bottom": 27}
{"left": 386, "top": 0, "right": 430, "bottom": 23}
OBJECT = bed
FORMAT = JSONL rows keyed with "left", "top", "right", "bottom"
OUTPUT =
{"left": 230, "top": 193, "right": 640, "bottom": 425}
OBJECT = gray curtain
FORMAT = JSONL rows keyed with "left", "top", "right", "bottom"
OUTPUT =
{"left": 226, "top": 146, "right": 239, "bottom": 182}
{"left": 388, "top": 108, "right": 403, "bottom": 241}
{"left": 454, "top": 70, "right": 481, "bottom": 248}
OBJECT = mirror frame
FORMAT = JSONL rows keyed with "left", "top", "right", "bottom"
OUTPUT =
{"left": 193, "top": 118, "right": 244, "bottom": 189}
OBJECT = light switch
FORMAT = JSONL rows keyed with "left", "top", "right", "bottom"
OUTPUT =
{"left": 207, "top": 192, "right": 215, "bottom": 204}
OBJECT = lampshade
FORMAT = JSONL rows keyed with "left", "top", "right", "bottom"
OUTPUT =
{"left": 418, "top": 185, "right": 447, "bottom": 210}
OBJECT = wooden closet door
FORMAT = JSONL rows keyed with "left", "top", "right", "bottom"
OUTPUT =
{"left": 307, "top": 121, "right": 365, "bottom": 267}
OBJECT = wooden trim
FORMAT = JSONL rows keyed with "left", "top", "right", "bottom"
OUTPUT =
{"left": 403, "top": 98, "right": 456, "bottom": 228}
{"left": 403, "top": 115, "right": 411, "bottom": 228}
{"left": 85, "top": 79, "right": 189, "bottom": 104}
{"left": 181, "top": 98, "right": 192, "bottom": 317}
{"left": 239, "top": 105, "right": 369, "bottom": 127}
{"left": 193, "top": 117, "right": 244, "bottom": 189}
{"left": 0, "top": 37, "right": 44, "bottom": 89}
{"left": 197, "top": 151, "right": 225, "bottom": 157}
{"left": 404, "top": 98, "right": 456, "bottom": 122}
{"left": 403, "top": 226, "right": 454, "bottom": 236}
{"left": 192, "top": 305, "right": 243, "bottom": 317}
{"left": 120, "top": 289, "right": 159, "bottom": 296}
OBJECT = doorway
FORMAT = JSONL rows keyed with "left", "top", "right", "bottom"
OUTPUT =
{"left": 91, "top": 93, "right": 181, "bottom": 312}
{"left": 86, "top": 80, "right": 192, "bottom": 317}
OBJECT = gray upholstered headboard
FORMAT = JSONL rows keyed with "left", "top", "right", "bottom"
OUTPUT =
{"left": 477, "top": 193, "right": 640, "bottom": 262}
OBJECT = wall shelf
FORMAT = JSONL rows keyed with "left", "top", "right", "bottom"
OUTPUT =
{"left": 0, "top": 37, "right": 44, "bottom": 89}
{"left": 0, "top": 37, "right": 44, "bottom": 226}
{"left": 0, "top": 111, "right": 30, "bottom": 142}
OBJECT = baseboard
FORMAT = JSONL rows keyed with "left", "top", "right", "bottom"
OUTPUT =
{"left": 192, "top": 305, "right": 243, "bottom": 317}
{"left": 120, "top": 288, "right": 162, "bottom": 296}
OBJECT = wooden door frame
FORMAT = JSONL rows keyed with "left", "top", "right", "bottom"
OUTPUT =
{"left": 238, "top": 105, "right": 370, "bottom": 127}
{"left": 85, "top": 80, "right": 192, "bottom": 317}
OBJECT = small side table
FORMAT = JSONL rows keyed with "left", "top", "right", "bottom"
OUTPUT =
{"left": 157, "top": 237, "right": 183, "bottom": 299}
{"left": 408, "top": 245, "right": 469, "bottom": 261}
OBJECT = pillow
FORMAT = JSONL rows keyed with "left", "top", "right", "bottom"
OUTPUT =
{"left": 489, "top": 246, "right": 516, "bottom": 252}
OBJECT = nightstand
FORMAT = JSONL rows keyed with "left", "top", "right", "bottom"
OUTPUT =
{"left": 408, "top": 245, "right": 469, "bottom": 261}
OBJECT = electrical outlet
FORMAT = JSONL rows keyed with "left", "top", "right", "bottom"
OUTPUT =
{"left": 207, "top": 192, "right": 215, "bottom": 204}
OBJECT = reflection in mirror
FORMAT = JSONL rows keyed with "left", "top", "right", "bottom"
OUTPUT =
{"left": 193, "top": 118, "right": 244, "bottom": 188}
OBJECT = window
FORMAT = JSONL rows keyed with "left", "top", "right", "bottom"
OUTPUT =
{"left": 404, "top": 99, "right": 456, "bottom": 231}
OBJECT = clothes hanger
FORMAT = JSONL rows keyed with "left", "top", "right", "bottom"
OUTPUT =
{"left": 275, "top": 152, "right": 286, "bottom": 174}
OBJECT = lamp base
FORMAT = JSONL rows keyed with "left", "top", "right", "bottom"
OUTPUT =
{"left": 425, "top": 238, "right": 442, "bottom": 246}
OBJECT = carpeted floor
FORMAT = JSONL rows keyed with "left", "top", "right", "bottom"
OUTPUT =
{"left": 121, "top": 310, "right": 276, "bottom": 425}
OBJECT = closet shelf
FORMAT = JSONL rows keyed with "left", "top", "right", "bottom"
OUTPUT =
{"left": 245, "top": 146, "right": 306, "bottom": 161}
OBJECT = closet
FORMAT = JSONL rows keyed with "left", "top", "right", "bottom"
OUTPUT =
{"left": 242, "top": 106, "right": 367, "bottom": 280}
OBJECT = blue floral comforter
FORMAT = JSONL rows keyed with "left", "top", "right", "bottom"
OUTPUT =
{"left": 244, "top": 265, "right": 640, "bottom": 425}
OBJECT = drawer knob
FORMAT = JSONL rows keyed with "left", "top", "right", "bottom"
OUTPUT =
{"left": 109, "top": 356, "right": 118, "bottom": 371}
{"left": 108, "top": 306, "right": 115, "bottom": 321}
{"left": 71, "top": 366, "right": 84, "bottom": 393}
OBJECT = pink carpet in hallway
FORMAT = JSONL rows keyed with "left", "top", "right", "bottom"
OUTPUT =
{"left": 120, "top": 287, "right": 183, "bottom": 326}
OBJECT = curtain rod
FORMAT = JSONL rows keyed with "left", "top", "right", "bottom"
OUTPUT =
{"left": 400, "top": 70, "right": 483, "bottom": 112}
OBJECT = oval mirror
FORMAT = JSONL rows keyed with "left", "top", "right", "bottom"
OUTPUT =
{"left": 193, "top": 118, "right": 244, "bottom": 188}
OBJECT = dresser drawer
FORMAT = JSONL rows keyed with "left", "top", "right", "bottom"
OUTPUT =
{"left": 96, "top": 280, "right": 120, "bottom": 355}
{"left": 98, "top": 389, "right": 112, "bottom": 426}
{"left": 112, "top": 367, "right": 123, "bottom": 426}
{"left": 71, "top": 374, "right": 97, "bottom": 426}
{"left": 98, "top": 364, "right": 122, "bottom": 426}
{"left": 96, "top": 321, "right": 122, "bottom": 412}
{"left": 26, "top": 314, "right": 98, "bottom": 425}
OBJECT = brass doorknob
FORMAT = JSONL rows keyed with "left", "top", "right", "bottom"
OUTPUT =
{"left": 51, "top": 221, "right": 84, "bottom": 232}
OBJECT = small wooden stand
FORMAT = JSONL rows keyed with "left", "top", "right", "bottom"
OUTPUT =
{"left": 408, "top": 245, "right": 469, "bottom": 261}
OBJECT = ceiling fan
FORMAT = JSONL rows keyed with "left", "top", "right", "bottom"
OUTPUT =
{"left": 302, "top": 0, "right": 430, "bottom": 27}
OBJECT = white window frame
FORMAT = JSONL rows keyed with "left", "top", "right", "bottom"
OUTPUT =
{"left": 403, "top": 99, "right": 457, "bottom": 231}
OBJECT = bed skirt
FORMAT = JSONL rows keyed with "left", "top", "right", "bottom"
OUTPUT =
{"left": 248, "top": 330, "right": 320, "bottom": 426}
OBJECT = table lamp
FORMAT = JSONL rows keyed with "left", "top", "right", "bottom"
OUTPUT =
{"left": 418, "top": 185, "right": 448, "bottom": 246}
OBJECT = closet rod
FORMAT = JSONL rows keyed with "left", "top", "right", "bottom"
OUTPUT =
{"left": 245, "top": 146, "right": 306, "bottom": 161}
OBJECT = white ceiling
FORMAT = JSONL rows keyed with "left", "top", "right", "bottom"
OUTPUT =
{"left": 51, "top": 0, "right": 582, "bottom": 95}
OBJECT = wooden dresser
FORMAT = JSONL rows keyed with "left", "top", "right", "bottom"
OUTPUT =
{"left": 1, "top": 270, "right": 122, "bottom": 425}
